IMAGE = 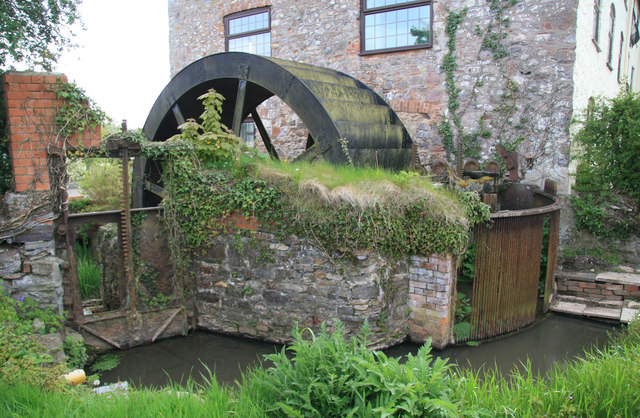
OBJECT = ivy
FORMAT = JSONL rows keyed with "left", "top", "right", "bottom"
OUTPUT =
{"left": 0, "top": 71, "right": 11, "bottom": 193}
{"left": 440, "top": 1, "right": 521, "bottom": 164}
{"left": 439, "top": 8, "right": 468, "bottom": 158}
{"left": 481, "top": 0, "right": 519, "bottom": 60}
{"left": 54, "top": 81, "right": 108, "bottom": 140}
{"left": 128, "top": 90, "right": 490, "bottom": 293}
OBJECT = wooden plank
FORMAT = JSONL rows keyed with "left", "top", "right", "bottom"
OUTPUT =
{"left": 251, "top": 109, "right": 279, "bottom": 160}
{"left": 80, "top": 324, "right": 122, "bottom": 349}
{"left": 151, "top": 307, "right": 184, "bottom": 342}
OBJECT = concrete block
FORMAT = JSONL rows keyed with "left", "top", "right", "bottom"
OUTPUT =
{"left": 620, "top": 308, "right": 639, "bottom": 323}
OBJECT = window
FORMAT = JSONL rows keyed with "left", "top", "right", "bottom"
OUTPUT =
{"left": 593, "top": 0, "right": 602, "bottom": 46}
{"left": 607, "top": 4, "right": 615, "bottom": 69}
{"left": 224, "top": 8, "right": 271, "bottom": 56}
{"left": 617, "top": 32, "right": 624, "bottom": 82}
{"left": 360, "top": 0, "right": 433, "bottom": 54}
{"left": 239, "top": 119, "right": 256, "bottom": 148}
{"left": 631, "top": 10, "right": 639, "bottom": 47}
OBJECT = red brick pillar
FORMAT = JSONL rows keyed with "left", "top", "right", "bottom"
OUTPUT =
{"left": 2, "top": 71, "right": 101, "bottom": 193}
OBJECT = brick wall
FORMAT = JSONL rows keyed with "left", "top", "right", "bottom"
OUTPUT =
{"left": 557, "top": 274, "right": 640, "bottom": 303}
{"left": 3, "top": 71, "right": 101, "bottom": 193}
{"left": 408, "top": 254, "right": 456, "bottom": 347}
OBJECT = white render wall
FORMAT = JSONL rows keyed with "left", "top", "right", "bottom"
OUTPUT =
{"left": 573, "top": 0, "right": 640, "bottom": 119}
{"left": 571, "top": 0, "right": 640, "bottom": 186}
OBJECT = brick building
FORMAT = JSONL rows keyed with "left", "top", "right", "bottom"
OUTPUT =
{"left": 167, "top": 0, "right": 640, "bottom": 194}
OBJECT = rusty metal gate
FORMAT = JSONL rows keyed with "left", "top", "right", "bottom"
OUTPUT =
{"left": 469, "top": 186, "right": 561, "bottom": 341}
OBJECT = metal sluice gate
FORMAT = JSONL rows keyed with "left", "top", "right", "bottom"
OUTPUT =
{"left": 468, "top": 186, "right": 561, "bottom": 341}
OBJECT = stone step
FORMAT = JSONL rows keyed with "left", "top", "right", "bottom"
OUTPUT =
{"left": 557, "top": 269, "right": 640, "bottom": 286}
{"left": 555, "top": 293, "right": 624, "bottom": 309}
{"left": 549, "top": 298, "right": 623, "bottom": 321}
{"left": 556, "top": 270, "right": 597, "bottom": 282}
{"left": 595, "top": 271, "right": 640, "bottom": 286}
{"left": 549, "top": 300, "right": 586, "bottom": 316}
{"left": 621, "top": 308, "right": 640, "bottom": 323}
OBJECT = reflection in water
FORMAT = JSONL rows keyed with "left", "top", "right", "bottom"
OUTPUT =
{"left": 388, "top": 315, "right": 616, "bottom": 376}
{"left": 100, "top": 315, "right": 615, "bottom": 388}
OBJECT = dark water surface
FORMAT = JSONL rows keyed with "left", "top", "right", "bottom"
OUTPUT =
{"left": 100, "top": 314, "right": 616, "bottom": 388}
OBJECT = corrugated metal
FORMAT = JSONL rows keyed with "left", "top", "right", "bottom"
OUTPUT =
{"left": 466, "top": 190, "right": 561, "bottom": 341}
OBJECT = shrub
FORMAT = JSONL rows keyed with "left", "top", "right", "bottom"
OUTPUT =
{"left": 573, "top": 90, "right": 640, "bottom": 199}
{"left": 0, "top": 290, "right": 67, "bottom": 390}
{"left": 63, "top": 335, "right": 87, "bottom": 369}
{"left": 77, "top": 158, "right": 125, "bottom": 211}
{"left": 238, "top": 320, "right": 467, "bottom": 416}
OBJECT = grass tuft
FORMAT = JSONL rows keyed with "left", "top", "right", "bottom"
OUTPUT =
{"left": 76, "top": 242, "right": 102, "bottom": 300}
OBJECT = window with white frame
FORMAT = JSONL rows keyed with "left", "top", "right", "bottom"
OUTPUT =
{"left": 631, "top": 9, "right": 639, "bottom": 46}
{"left": 224, "top": 7, "right": 271, "bottom": 56}
{"left": 360, "top": 0, "right": 433, "bottom": 54}
{"left": 617, "top": 32, "right": 624, "bottom": 82}
{"left": 594, "top": 0, "right": 602, "bottom": 46}
{"left": 607, "top": 4, "right": 615, "bottom": 69}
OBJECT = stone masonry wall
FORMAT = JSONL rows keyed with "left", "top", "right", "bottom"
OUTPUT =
{"left": 195, "top": 213, "right": 457, "bottom": 349}
{"left": 169, "top": 0, "right": 577, "bottom": 193}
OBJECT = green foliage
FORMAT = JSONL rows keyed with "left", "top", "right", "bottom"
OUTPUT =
{"left": 55, "top": 81, "right": 108, "bottom": 139}
{"left": 538, "top": 217, "right": 550, "bottom": 296}
{"left": 571, "top": 192, "right": 637, "bottom": 238}
{"left": 239, "top": 320, "right": 466, "bottom": 417}
{"left": 570, "top": 91, "right": 640, "bottom": 236}
{"left": 453, "top": 318, "right": 640, "bottom": 416}
{"left": 455, "top": 292, "right": 472, "bottom": 321}
{"left": 0, "top": 0, "right": 80, "bottom": 70}
{"left": 76, "top": 242, "right": 101, "bottom": 300}
{"left": 0, "top": 289, "right": 67, "bottom": 390}
{"left": 441, "top": 1, "right": 522, "bottom": 164}
{"left": 63, "top": 336, "right": 87, "bottom": 369}
{"left": 76, "top": 159, "right": 125, "bottom": 211}
{"left": 478, "top": 0, "right": 518, "bottom": 60}
{"left": 90, "top": 353, "right": 121, "bottom": 373}
{"left": 138, "top": 293, "right": 170, "bottom": 310}
{"left": 1, "top": 317, "right": 640, "bottom": 416}
{"left": 440, "top": 9, "right": 467, "bottom": 157}
{"left": 338, "top": 137, "right": 354, "bottom": 167}
{"left": 453, "top": 321, "right": 471, "bottom": 341}
{"left": 168, "top": 90, "right": 241, "bottom": 170}
{"left": 0, "top": 73, "right": 11, "bottom": 193}
{"left": 68, "top": 197, "right": 93, "bottom": 213}
{"left": 458, "top": 242, "right": 476, "bottom": 283}
{"left": 574, "top": 91, "right": 640, "bottom": 199}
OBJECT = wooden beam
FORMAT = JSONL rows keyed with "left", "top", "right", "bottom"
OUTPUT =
{"left": 132, "top": 156, "right": 146, "bottom": 208}
{"left": 232, "top": 79, "right": 247, "bottom": 135}
{"left": 251, "top": 108, "right": 279, "bottom": 160}
{"left": 171, "top": 103, "right": 186, "bottom": 126}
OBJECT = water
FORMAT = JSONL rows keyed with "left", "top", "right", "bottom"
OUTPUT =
{"left": 99, "top": 314, "right": 616, "bottom": 388}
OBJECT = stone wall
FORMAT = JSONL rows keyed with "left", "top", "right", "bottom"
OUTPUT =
{"left": 0, "top": 192, "right": 63, "bottom": 312}
{"left": 168, "top": 0, "right": 577, "bottom": 193}
{"left": 195, "top": 213, "right": 456, "bottom": 349}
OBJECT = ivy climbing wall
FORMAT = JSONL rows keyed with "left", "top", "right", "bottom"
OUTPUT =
{"left": 0, "top": 71, "right": 100, "bottom": 314}
{"left": 4, "top": 72, "right": 100, "bottom": 192}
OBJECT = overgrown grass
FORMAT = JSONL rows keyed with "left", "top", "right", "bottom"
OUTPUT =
{"left": 1, "top": 316, "right": 639, "bottom": 416}
{"left": 453, "top": 318, "right": 640, "bottom": 416}
{"left": 76, "top": 242, "right": 101, "bottom": 300}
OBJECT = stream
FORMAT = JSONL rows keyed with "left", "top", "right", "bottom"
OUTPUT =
{"left": 99, "top": 314, "right": 616, "bottom": 388}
